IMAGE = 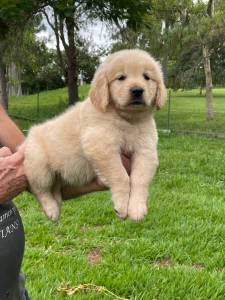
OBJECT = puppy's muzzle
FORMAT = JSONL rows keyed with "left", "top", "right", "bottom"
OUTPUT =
{"left": 129, "top": 87, "right": 145, "bottom": 105}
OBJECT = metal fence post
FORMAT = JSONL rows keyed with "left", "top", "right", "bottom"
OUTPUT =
{"left": 36, "top": 86, "right": 40, "bottom": 121}
{"left": 167, "top": 89, "right": 171, "bottom": 132}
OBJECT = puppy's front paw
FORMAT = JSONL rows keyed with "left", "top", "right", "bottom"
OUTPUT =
{"left": 43, "top": 203, "right": 60, "bottom": 222}
{"left": 113, "top": 202, "right": 128, "bottom": 219}
{"left": 128, "top": 202, "right": 147, "bottom": 221}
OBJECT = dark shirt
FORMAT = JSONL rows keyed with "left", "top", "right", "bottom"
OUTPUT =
{"left": 0, "top": 201, "right": 25, "bottom": 300}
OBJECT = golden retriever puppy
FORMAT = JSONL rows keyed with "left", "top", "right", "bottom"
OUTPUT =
{"left": 24, "top": 49, "right": 166, "bottom": 221}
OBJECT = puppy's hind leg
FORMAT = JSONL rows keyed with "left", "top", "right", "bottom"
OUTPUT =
{"left": 34, "top": 190, "right": 60, "bottom": 221}
{"left": 52, "top": 181, "right": 62, "bottom": 208}
{"left": 24, "top": 142, "right": 60, "bottom": 221}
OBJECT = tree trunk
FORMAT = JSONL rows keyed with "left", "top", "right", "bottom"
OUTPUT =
{"left": 162, "top": 21, "right": 169, "bottom": 85}
{"left": 43, "top": 9, "right": 68, "bottom": 84}
{"left": 46, "top": 6, "right": 79, "bottom": 106}
{"left": 7, "top": 63, "right": 22, "bottom": 96}
{"left": 65, "top": 16, "right": 78, "bottom": 106}
{"left": 202, "top": 0, "right": 215, "bottom": 120}
{"left": 202, "top": 45, "right": 213, "bottom": 120}
{"left": 54, "top": 12, "right": 67, "bottom": 84}
{"left": 0, "top": 57, "right": 8, "bottom": 110}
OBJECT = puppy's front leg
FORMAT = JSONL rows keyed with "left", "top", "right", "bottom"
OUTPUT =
{"left": 128, "top": 147, "right": 158, "bottom": 221}
{"left": 87, "top": 151, "right": 130, "bottom": 219}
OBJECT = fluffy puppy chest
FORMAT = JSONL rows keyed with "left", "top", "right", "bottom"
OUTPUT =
{"left": 115, "top": 116, "right": 153, "bottom": 155}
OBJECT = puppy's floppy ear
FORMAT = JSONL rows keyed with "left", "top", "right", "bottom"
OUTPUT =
{"left": 155, "top": 81, "right": 167, "bottom": 110}
{"left": 89, "top": 68, "right": 109, "bottom": 112}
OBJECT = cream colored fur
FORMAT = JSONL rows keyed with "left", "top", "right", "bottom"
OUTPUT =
{"left": 24, "top": 49, "right": 167, "bottom": 221}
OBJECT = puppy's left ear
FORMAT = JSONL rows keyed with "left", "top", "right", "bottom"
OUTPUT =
{"left": 89, "top": 68, "right": 109, "bottom": 112}
{"left": 155, "top": 81, "right": 167, "bottom": 110}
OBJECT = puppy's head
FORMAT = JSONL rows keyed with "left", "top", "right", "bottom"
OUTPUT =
{"left": 89, "top": 49, "right": 166, "bottom": 112}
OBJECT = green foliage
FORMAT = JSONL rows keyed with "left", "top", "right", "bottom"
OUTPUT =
{"left": 1, "top": 14, "right": 65, "bottom": 94}
{"left": 77, "top": 40, "right": 100, "bottom": 83}
{"left": 83, "top": 0, "right": 151, "bottom": 25}
{"left": 168, "top": 47, "right": 205, "bottom": 89}
{"left": 0, "top": 0, "right": 45, "bottom": 38}
{"left": 111, "top": 0, "right": 225, "bottom": 90}
{"left": 22, "top": 48, "right": 65, "bottom": 94}
{"left": 168, "top": 0, "right": 225, "bottom": 89}
{"left": 211, "top": 44, "right": 225, "bottom": 84}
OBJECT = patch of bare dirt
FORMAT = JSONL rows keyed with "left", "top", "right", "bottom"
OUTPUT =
{"left": 87, "top": 248, "right": 102, "bottom": 265}
{"left": 154, "top": 256, "right": 172, "bottom": 267}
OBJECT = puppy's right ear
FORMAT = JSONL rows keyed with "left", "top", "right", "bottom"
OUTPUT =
{"left": 89, "top": 68, "right": 109, "bottom": 112}
{"left": 155, "top": 81, "right": 167, "bottom": 110}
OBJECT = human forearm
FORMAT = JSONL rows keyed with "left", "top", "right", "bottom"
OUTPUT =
{"left": 61, "top": 154, "right": 131, "bottom": 200}
{"left": 61, "top": 179, "right": 106, "bottom": 200}
{"left": 0, "top": 105, "right": 25, "bottom": 152}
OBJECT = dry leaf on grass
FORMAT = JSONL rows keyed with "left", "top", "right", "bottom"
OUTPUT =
{"left": 57, "top": 283, "right": 129, "bottom": 299}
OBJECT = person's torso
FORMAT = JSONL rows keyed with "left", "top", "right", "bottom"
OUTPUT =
{"left": 0, "top": 201, "right": 25, "bottom": 300}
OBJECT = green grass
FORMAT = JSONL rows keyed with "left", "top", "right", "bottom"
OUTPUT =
{"left": 10, "top": 86, "right": 225, "bottom": 299}
{"left": 8, "top": 85, "right": 90, "bottom": 130}
{"left": 157, "top": 88, "right": 225, "bottom": 134}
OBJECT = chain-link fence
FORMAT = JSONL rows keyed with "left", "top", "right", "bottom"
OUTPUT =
{"left": 9, "top": 87, "right": 225, "bottom": 138}
{"left": 156, "top": 88, "right": 225, "bottom": 138}
{"left": 8, "top": 91, "right": 67, "bottom": 132}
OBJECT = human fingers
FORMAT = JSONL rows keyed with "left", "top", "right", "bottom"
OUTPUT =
{"left": 17, "top": 142, "right": 26, "bottom": 154}
{"left": 0, "top": 150, "right": 24, "bottom": 168}
{"left": 0, "top": 147, "right": 12, "bottom": 157}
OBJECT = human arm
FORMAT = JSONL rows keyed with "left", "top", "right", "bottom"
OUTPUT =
{"left": 61, "top": 178, "right": 105, "bottom": 200}
{"left": 0, "top": 105, "right": 25, "bottom": 152}
{"left": 0, "top": 105, "right": 27, "bottom": 203}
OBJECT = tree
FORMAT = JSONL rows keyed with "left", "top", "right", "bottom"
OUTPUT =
{"left": 76, "top": 38, "right": 100, "bottom": 83}
{"left": 111, "top": 0, "right": 195, "bottom": 86}
{"left": 202, "top": 0, "right": 214, "bottom": 120}
{"left": 42, "top": 0, "right": 151, "bottom": 105}
{"left": 0, "top": 0, "right": 47, "bottom": 109}
{"left": 170, "top": 0, "right": 225, "bottom": 119}
{"left": 2, "top": 15, "right": 48, "bottom": 95}
{"left": 21, "top": 41, "right": 65, "bottom": 94}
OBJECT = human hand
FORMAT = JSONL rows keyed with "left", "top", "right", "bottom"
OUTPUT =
{"left": 0, "top": 146, "right": 28, "bottom": 203}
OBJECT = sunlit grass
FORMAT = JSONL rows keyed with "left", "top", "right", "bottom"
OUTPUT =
{"left": 156, "top": 88, "right": 225, "bottom": 134}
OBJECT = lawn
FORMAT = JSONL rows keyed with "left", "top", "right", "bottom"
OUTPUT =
{"left": 11, "top": 86, "right": 225, "bottom": 299}
{"left": 157, "top": 88, "right": 225, "bottom": 135}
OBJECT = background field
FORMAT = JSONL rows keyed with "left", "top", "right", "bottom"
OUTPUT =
{"left": 9, "top": 86, "right": 225, "bottom": 136}
{"left": 12, "top": 87, "right": 225, "bottom": 299}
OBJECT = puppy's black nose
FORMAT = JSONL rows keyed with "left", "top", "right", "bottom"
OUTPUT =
{"left": 130, "top": 87, "right": 144, "bottom": 97}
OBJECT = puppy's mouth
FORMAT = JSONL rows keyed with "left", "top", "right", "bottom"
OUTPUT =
{"left": 128, "top": 97, "right": 146, "bottom": 106}
{"left": 128, "top": 87, "right": 146, "bottom": 106}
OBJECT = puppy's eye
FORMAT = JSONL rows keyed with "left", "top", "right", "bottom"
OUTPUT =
{"left": 143, "top": 73, "right": 150, "bottom": 80}
{"left": 118, "top": 75, "right": 126, "bottom": 81}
